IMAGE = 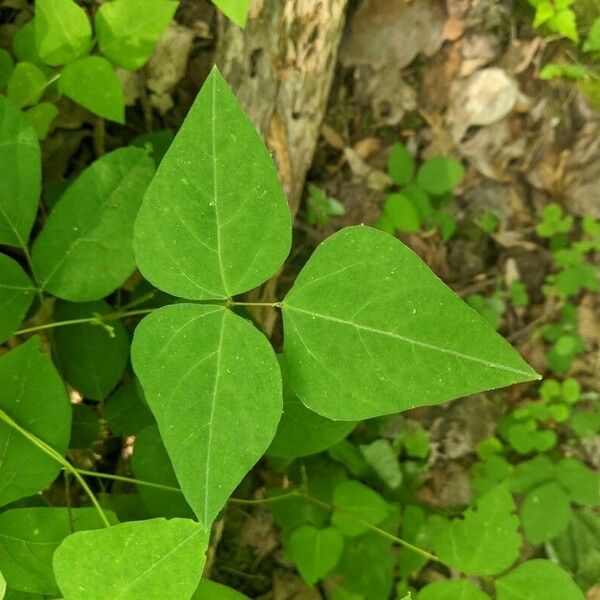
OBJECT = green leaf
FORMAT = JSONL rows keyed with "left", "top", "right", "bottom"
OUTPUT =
{"left": 212, "top": 0, "right": 250, "bottom": 27}
{"left": 554, "top": 511, "right": 600, "bottom": 591}
{"left": 381, "top": 193, "right": 420, "bottom": 233}
{"left": 360, "top": 440, "right": 402, "bottom": 488}
{"left": 58, "top": 56, "right": 125, "bottom": 122}
{"left": 548, "top": 9, "right": 579, "bottom": 42}
{"left": 434, "top": 486, "right": 521, "bottom": 576}
{"left": 495, "top": 560, "right": 584, "bottom": 600}
{"left": 556, "top": 458, "right": 600, "bottom": 506}
{"left": 52, "top": 300, "right": 129, "bottom": 401}
{"left": 417, "top": 581, "right": 491, "bottom": 600}
{"left": 520, "top": 482, "right": 572, "bottom": 543}
{"left": 282, "top": 226, "right": 538, "bottom": 420}
{"left": 387, "top": 143, "right": 414, "bottom": 186}
{"left": 331, "top": 480, "right": 388, "bottom": 537}
{"left": 268, "top": 356, "right": 356, "bottom": 458}
{"left": 0, "top": 569, "right": 5, "bottom": 599}
{"left": 335, "top": 533, "right": 395, "bottom": 600}
{"left": 105, "top": 379, "right": 155, "bottom": 436}
{"left": 23, "top": 103, "right": 57, "bottom": 140}
{"left": 0, "top": 507, "right": 110, "bottom": 594}
{"left": 132, "top": 425, "right": 194, "bottom": 519}
{"left": 6, "top": 63, "right": 46, "bottom": 109}
{"left": 0, "top": 337, "right": 71, "bottom": 508}
{"left": 192, "top": 580, "right": 249, "bottom": 599}
{"left": 53, "top": 518, "right": 209, "bottom": 600}
{"left": 0, "top": 96, "right": 41, "bottom": 248}
{"left": 31, "top": 147, "right": 154, "bottom": 301}
{"left": 96, "top": 0, "right": 177, "bottom": 70}
{"left": 134, "top": 67, "right": 291, "bottom": 300}
{"left": 416, "top": 156, "right": 464, "bottom": 195}
{"left": 131, "top": 303, "right": 282, "bottom": 525}
{"left": 403, "top": 426, "right": 430, "bottom": 459}
{"left": 0, "top": 49, "right": 14, "bottom": 87}
{"left": 13, "top": 22, "right": 41, "bottom": 65}
{"left": 0, "top": 254, "right": 35, "bottom": 343}
{"left": 69, "top": 404, "right": 101, "bottom": 449}
{"left": 35, "top": 0, "right": 92, "bottom": 65}
{"left": 287, "top": 526, "right": 344, "bottom": 585}
{"left": 583, "top": 17, "right": 600, "bottom": 52}
{"left": 508, "top": 455, "right": 557, "bottom": 494}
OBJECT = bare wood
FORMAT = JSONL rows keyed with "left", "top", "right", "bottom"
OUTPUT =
{"left": 215, "top": 0, "right": 349, "bottom": 218}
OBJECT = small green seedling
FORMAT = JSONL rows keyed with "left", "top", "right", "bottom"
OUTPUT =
{"left": 376, "top": 142, "right": 464, "bottom": 241}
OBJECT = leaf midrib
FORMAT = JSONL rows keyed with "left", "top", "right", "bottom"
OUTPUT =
{"left": 283, "top": 304, "right": 534, "bottom": 377}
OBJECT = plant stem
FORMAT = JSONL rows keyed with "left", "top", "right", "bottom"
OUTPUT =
{"left": 14, "top": 308, "right": 156, "bottom": 337}
{"left": 298, "top": 492, "right": 441, "bottom": 564}
{"left": 230, "top": 301, "right": 282, "bottom": 308}
{"left": 0, "top": 408, "right": 111, "bottom": 528}
{"left": 228, "top": 490, "right": 299, "bottom": 505}
{"left": 73, "top": 469, "right": 182, "bottom": 494}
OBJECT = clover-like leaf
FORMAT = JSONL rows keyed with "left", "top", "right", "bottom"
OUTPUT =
{"left": 0, "top": 337, "right": 71, "bottom": 508}
{"left": 520, "top": 482, "right": 572, "bottom": 544}
{"left": 132, "top": 304, "right": 282, "bottom": 525}
{"left": 434, "top": 486, "right": 521, "bottom": 576}
{"left": 287, "top": 526, "right": 344, "bottom": 585}
{"left": 53, "top": 518, "right": 208, "bottom": 600}
{"left": 134, "top": 67, "right": 291, "bottom": 300}
{"left": 282, "top": 226, "right": 538, "bottom": 420}
{"left": 495, "top": 560, "right": 584, "bottom": 600}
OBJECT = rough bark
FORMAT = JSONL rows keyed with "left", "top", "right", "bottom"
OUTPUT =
{"left": 215, "top": 0, "right": 349, "bottom": 218}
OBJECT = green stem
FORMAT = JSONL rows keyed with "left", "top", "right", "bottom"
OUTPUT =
{"left": 299, "top": 492, "right": 441, "bottom": 564}
{"left": 14, "top": 308, "right": 156, "bottom": 337}
{"left": 228, "top": 490, "right": 299, "bottom": 505}
{"left": 74, "top": 469, "right": 182, "bottom": 494}
{"left": 230, "top": 301, "right": 282, "bottom": 308}
{"left": 0, "top": 408, "right": 111, "bottom": 528}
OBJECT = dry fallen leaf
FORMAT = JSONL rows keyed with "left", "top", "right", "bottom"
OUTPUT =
{"left": 448, "top": 67, "right": 520, "bottom": 142}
